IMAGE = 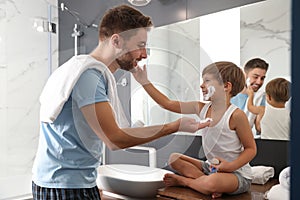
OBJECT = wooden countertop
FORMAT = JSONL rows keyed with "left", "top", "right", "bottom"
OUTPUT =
{"left": 100, "top": 179, "right": 278, "bottom": 200}
{"left": 156, "top": 179, "right": 279, "bottom": 200}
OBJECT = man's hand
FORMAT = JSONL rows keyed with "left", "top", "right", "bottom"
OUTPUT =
{"left": 177, "top": 117, "right": 210, "bottom": 133}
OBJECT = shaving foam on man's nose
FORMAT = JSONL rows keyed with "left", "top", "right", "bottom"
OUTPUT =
{"left": 203, "top": 86, "right": 216, "bottom": 101}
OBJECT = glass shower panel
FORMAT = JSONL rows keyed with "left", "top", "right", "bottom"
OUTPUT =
{"left": 0, "top": 0, "right": 58, "bottom": 199}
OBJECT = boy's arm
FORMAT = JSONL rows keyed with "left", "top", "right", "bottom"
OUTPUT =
{"left": 246, "top": 88, "right": 265, "bottom": 133}
{"left": 132, "top": 65, "right": 202, "bottom": 114}
{"left": 247, "top": 89, "right": 261, "bottom": 114}
{"left": 254, "top": 108, "right": 265, "bottom": 133}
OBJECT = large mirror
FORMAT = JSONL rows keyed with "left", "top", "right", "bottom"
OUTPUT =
{"left": 131, "top": 0, "right": 291, "bottom": 141}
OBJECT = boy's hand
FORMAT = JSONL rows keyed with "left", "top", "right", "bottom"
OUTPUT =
{"left": 211, "top": 157, "right": 233, "bottom": 173}
{"left": 246, "top": 85, "right": 254, "bottom": 97}
{"left": 131, "top": 64, "right": 150, "bottom": 85}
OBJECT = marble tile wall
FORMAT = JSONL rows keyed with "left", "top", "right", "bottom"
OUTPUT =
{"left": 0, "top": 0, "right": 58, "bottom": 198}
{"left": 240, "top": 0, "right": 291, "bottom": 84}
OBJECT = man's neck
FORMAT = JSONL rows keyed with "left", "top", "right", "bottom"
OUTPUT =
{"left": 90, "top": 46, "right": 120, "bottom": 73}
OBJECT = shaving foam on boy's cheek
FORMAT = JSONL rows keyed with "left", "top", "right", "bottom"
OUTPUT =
{"left": 203, "top": 86, "right": 216, "bottom": 100}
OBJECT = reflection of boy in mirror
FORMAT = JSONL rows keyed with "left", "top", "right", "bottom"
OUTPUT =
{"left": 230, "top": 58, "right": 269, "bottom": 137}
{"left": 133, "top": 62, "right": 256, "bottom": 198}
{"left": 247, "top": 78, "right": 291, "bottom": 140}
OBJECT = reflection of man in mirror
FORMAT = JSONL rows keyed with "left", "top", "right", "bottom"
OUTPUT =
{"left": 231, "top": 58, "right": 269, "bottom": 137}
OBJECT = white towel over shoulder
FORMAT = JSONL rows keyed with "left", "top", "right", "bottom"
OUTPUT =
{"left": 39, "top": 55, "right": 129, "bottom": 127}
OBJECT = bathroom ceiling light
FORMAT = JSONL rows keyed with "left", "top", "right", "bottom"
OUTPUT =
{"left": 128, "top": 0, "right": 151, "bottom": 6}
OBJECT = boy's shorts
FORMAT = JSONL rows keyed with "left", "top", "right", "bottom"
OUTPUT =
{"left": 202, "top": 161, "right": 251, "bottom": 195}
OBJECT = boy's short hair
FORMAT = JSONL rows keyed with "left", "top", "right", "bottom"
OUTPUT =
{"left": 202, "top": 61, "right": 245, "bottom": 97}
{"left": 244, "top": 58, "right": 269, "bottom": 73}
{"left": 99, "top": 4, "right": 153, "bottom": 41}
{"left": 266, "top": 78, "right": 291, "bottom": 103}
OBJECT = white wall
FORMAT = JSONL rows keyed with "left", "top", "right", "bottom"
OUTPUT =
{"left": 200, "top": 7, "right": 241, "bottom": 68}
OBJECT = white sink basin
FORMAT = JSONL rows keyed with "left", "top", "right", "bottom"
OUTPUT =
{"left": 97, "top": 164, "right": 173, "bottom": 198}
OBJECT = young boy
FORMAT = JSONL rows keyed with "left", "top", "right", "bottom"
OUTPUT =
{"left": 133, "top": 61, "right": 257, "bottom": 198}
{"left": 247, "top": 77, "right": 291, "bottom": 140}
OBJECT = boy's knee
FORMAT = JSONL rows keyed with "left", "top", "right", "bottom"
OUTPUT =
{"left": 199, "top": 176, "right": 218, "bottom": 193}
{"left": 168, "top": 153, "right": 183, "bottom": 165}
{"left": 205, "top": 180, "right": 218, "bottom": 193}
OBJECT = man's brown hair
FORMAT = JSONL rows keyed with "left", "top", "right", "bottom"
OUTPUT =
{"left": 244, "top": 58, "right": 269, "bottom": 73}
{"left": 99, "top": 4, "right": 153, "bottom": 41}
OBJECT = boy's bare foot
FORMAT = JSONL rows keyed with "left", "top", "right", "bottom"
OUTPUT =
{"left": 212, "top": 192, "right": 223, "bottom": 199}
{"left": 164, "top": 173, "right": 223, "bottom": 199}
{"left": 163, "top": 173, "right": 185, "bottom": 187}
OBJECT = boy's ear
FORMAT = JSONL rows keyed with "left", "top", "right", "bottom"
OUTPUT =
{"left": 224, "top": 82, "right": 232, "bottom": 92}
{"left": 266, "top": 94, "right": 272, "bottom": 101}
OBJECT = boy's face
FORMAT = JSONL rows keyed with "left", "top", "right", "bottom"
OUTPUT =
{"left": 246, "top": 68, "right": 267, "bottom": 92}
{"left": 201, "top": 73, "right": 225, "bottom": 101}
{"left": 116, "top": 28, "right": 148, "bottom": 71}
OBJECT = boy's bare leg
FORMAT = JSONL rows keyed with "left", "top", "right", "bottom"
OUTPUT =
{"left": 168, "top": 153, "right": 204, "bottom": 178}
{"left": 164, "top": 171, "right": 239, "bottom": 199}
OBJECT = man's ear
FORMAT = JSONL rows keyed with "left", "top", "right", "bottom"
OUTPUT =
{"left": 111, "top": 34, "right": 123, "bottom": 48}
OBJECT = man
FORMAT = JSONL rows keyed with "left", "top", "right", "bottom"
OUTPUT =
{"left": 32, "top": 5, "right": 209, "bottom": 200}
{"left": 231, "top": 58, "right": 269, "bottom": 136}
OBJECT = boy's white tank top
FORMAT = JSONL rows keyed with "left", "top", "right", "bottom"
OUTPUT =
{"left": 200, "top": 102, "right": 252, "bottom": 179}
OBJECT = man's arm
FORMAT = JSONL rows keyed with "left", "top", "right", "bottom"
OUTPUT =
{"left": 81, "top": 102, "right": 209, "bottom": 150}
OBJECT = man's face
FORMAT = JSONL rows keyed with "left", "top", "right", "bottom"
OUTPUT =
{"left": 246, "top": 68, "right": 267, "bottom": 92}
{"left": 116, "top": 28, "right": 148, "bottom": 71}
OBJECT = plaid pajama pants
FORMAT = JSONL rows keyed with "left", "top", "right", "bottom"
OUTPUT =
{"left": 32, "top": 181, "right": 101, "bottom": 200}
